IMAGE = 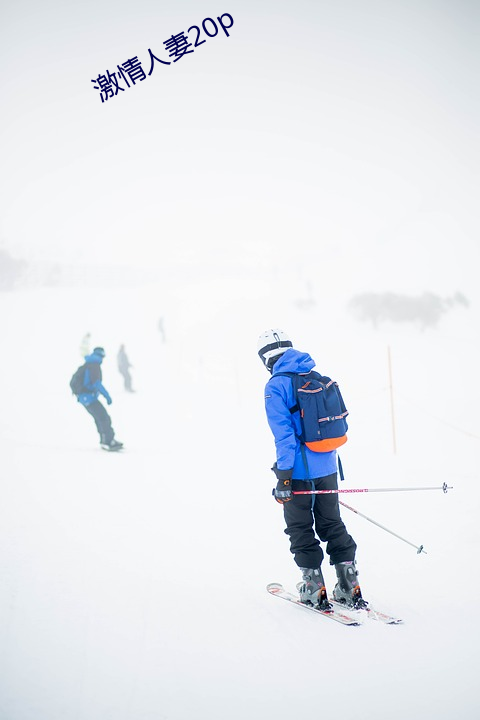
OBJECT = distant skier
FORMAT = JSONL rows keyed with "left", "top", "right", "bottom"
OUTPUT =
{"left": 158, "top": 316, "right": 166, "bottom": 343}
{"left": 80, "top": 332, "right": 91, "bottom": 358}
{"left": 257, "top": 328, "right": 366, "bottom": 610}
{"left": 71, "top": 346, "right": 123, "bottom": 451}
{"left": 117, "top": 344, "right": 134, "bottom": 392}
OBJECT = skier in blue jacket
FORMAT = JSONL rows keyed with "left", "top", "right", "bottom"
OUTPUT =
{"left": 77, "top": 347, "right": 123, "bottom": 451}
{"left": 258, "top": 329, "right": 366, "bottom": 610}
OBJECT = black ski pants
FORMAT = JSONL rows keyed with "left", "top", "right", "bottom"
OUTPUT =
{"left": 283, "top": 473, "right": 356, "bottom": 569}
{"left": 83, "top": 400, "right": 114, "bottom": 444}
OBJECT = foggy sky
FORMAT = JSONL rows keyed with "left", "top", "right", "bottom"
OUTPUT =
{"left": 1, "top": 0, "right": 479, "bottom": 294}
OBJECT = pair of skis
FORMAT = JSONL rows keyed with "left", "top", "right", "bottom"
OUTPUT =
{"left": 267, "top": 583, "right": 403, "bottom": 626}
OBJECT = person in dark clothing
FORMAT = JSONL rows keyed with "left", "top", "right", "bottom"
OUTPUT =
{"left": 76, "top": 347, "right": 123, "bottom": 451}
{"left": 117, "top": 344, "right": 134, "bottom": 392}
{"left": 257, "top": 328, "right": 366, "bottom": 610}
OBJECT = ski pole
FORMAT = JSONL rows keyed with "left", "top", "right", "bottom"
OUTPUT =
{"left": 338, "top": 499, "right": 427, "bottom": 554}
{"left": 292, "top": 482, "right": 452, "bottom": 496}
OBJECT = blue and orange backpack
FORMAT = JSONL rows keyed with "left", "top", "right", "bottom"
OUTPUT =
{"left": 275, "top": 371, "right": 348, "bottom": 452}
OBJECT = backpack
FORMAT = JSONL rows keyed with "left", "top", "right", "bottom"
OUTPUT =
{"left": 70, "top": 364, "right": 87, "bottom": 395}
{"left": 276, "top": 371, "right": 348, "bottom": 452}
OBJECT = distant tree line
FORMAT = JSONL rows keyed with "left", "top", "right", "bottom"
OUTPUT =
{"left": 0, "top": 248, "right": 27, "bottom": 291}
{"left": 348, "top": 291, "right": 469, "bottom": 329}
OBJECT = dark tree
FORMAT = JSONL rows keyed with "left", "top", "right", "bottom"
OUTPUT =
{"left": 348, "top": 291, "right": 469, "bottom": 330}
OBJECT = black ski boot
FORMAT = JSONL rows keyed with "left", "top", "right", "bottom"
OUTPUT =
{"left": 297, "top": 568, "right": 332, "bottom": 611}
{"left": 333, "top": 561, "right": 368, "bottom": 609}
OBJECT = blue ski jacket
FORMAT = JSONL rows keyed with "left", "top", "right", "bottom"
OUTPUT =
{"left": 77, "top": 351, "right": 112, "bottom": 407}
{"left": 264, "top": 348, "right": 337, "bottom": 480}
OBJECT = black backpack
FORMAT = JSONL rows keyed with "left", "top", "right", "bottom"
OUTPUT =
{"left": 70, "top": 364, "right": 87, "bottom": 395}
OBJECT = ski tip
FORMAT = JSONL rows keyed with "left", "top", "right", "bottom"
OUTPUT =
{"left": 266, "top": 583, "right": 284, "bottom": 593}
{"left": 366, "top": 607, "right": 404, "bottom": 624}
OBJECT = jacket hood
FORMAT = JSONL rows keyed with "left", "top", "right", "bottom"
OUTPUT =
{"left": 85, "top": 352, "right": 103, "bottom": 364}
{"left": 271, "top": 348, "right": 315, "bottom": 375}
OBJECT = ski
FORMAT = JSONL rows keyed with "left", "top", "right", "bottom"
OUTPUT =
{"left": 267, "top": 583, "right": 361, "bottom": 626}
{"left": 328, "top": 598, "right": 403, "bottom": 625}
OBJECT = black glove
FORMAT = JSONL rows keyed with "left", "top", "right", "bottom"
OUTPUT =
{"left": 271, "top": 464, "right": 293, "bottom": 504}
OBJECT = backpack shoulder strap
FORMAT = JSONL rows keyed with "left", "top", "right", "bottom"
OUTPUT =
{"left": 273, "top": 371, "right": 303, "bottom": 414}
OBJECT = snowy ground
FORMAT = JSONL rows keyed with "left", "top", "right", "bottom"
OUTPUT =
{"left": 1, "top": 277, "right": 479, "bottom": 720}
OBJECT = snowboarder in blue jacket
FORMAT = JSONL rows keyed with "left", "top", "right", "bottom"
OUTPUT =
{"left": 258, "top": 329, "right": 366, "bottom": 610}
{"left": 76, "top": 347, "right": 123, "bottom": 451}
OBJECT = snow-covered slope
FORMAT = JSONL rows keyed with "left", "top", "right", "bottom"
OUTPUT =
{"left": 0, "top": 277, "right": 478, "bottom": 720}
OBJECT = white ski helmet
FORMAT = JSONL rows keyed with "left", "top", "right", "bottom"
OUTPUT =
{"left": 257, "top": 329, "right": 293, "bottom": 369}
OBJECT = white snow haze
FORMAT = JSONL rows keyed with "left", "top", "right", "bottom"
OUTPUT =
{"left": 1, "top": 1, "right": 479, "bottom": 719}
